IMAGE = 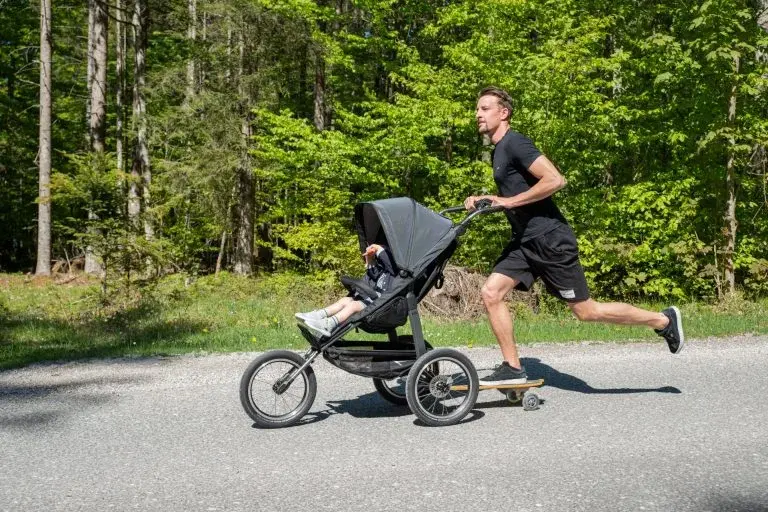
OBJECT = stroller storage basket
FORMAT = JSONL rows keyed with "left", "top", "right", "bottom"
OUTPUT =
{"left": 323, "top": 339, "right": 426, "bottom": 379}
{"left": 359, "top": 296, "right": 409, "bottom": 333}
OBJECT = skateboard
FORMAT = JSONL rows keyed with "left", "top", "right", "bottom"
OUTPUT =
{"left": 452, "top": 379, "right": 544, "bottom": 410}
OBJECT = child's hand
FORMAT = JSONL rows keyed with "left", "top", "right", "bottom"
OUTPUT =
{"left": 363, "top": 244, "right": 380, "bottom": 263}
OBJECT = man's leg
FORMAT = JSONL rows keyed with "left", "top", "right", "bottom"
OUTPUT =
{"left": 567, "top": 299, "right": 684, "bottom": 354}
{"left": 532, "top": 224, "right": 684, "bottom": 354}
{"left": 481, "top": 272, "right": 523, "bottom": 369}
{"left": 568, "top": 299, "right": 667, "bottom": 329}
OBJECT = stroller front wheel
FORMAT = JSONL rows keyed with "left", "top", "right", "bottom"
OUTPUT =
{"left": 405, "top": 348, "right": 479, "bottom": 427}
{"left": 239, "top": 350, "right": 317, "bottom": 428}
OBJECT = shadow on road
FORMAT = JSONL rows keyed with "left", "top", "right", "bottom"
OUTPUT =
{"left": 322, "top": 391, "right": 412, "bottom": 419}
{"left": 0, "top": 375, "right": 153, "bottom": 430}
{"left": 520, "top": 357, "right": 681, "bottom": 395}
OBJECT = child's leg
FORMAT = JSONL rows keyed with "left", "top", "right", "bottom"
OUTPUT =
{"left": 303, "top": 300, "right": 366, "bottom": 337}
{"left": 329, "top": 300, "right": 365, "bottom": 324}
{"left": 296, "top": 296, "right": 354, "bottom": 321}
{"left": 323, "top": 296, "right": 355, "bottom": 316}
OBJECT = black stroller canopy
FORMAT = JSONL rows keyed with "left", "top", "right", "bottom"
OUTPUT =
{"left": 354, "top": 197, "right": 454, "bottom": 274}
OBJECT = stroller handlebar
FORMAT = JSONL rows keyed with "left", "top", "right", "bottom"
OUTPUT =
{"left": 440, "top": 200, "right": 506, "bottom": 235}
{"left": 439, "top": 199, "right": 505, "bottom": 216}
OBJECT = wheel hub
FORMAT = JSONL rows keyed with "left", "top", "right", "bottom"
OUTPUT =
{"left": 429, "top": 375, "right": 453, "bottom": 398}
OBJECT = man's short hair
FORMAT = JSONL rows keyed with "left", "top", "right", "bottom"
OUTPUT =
{"left": 478, "top": 86, "right": 513, "bottom": 121}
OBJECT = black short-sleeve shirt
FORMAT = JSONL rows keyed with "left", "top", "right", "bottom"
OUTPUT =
{"left": 492, "top": 130, "right": 568, "bottom": 241}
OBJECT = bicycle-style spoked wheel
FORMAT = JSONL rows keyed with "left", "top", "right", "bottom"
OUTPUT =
{"left": 405, "top": 348, "right": 478, "bottom": 427}
{"left": 239, "top": 350, "right": 317, "bottom": 428}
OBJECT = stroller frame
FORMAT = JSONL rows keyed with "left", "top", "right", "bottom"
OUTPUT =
{"left": 240, "top": 198, "right": 503, "bottom": 427}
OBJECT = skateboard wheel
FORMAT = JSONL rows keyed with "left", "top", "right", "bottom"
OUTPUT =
{"left": 505, "top": 390, "right": 522, "bottom": 404}
{"left": 522, "top": 391, "right": 540, "bottom": 411}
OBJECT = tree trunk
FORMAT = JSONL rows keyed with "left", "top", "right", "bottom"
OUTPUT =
{"left": 215, "top": 230, "right": 226, "bottom": 274}
{"left": 85, "top": 0, "right": 109, "bottom": 275}
{"left": 481, "top": 134, "right": 492, "bottom": 164}
{"left": 225, "top": 19, "right": 232, "bottom": 83}
{"left": 759, "top": 1, "right": 768, "bottom": 33}
{"left": 232, "top": 30, "right": 254, "bottom": 275}
{"left": 200, "top": 9, "right": 207, "bottom": 89}
{"left": 116, "top": 0, "right": 126, "bottom": 188}
{"left": 313, "top": 50, "right": 329, "bottom": 131}
{"left": 86, "top": 0, "right": 94, "bottom": 137}
{"left": 185, "top": 0, "right": 196, "bottom": 104}
{"left": 36, "top": 0, "right": 53, "bottom": 276}
{"left": 723, "top": 56, "right": 739, "bottom": 296}
{"left": 90, "top": 0, "right": 108, "bottom": 153}
{"left": 129, "top": 0, "right": 150, "bottom": 239}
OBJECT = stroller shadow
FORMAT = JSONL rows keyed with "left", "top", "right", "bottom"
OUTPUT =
{"left": 248, "top": 392, "right": 407, "bottom": 429}
{"left": 520, "top": 357, "right": 681, "bottom": 395}
{"left": 299, "top": 391, "right": 486, "bottom": 427}
{"left": 321, "top": 391, "right": 413, "bottom": 419}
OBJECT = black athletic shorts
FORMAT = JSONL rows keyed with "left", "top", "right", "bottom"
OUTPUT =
{"left": 493, "top": 224, "right": 590, "bottom": 302}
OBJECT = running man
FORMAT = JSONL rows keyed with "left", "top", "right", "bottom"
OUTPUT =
{"left": 468, "top": 86, "right": 684, "bottom": 385}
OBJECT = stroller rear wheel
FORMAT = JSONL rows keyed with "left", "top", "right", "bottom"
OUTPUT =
{"left": 373, "top": 339, "right": 434, "bottom": 406}
{"left": 239, "top": 350, "right": 317, "bottom": 428}
{"left": 373, "top": 376, "right": 408, "bottom": 405}
{"left": 405, "top": 348, "right": 478, "bottom": 427}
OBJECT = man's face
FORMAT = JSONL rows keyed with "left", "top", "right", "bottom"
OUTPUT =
{"left": 476, "top": 95, "right": 508, "bottom": 135}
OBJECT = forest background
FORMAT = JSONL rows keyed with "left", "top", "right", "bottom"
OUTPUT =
{"left": 2, "top": 0, "right": 768, "bottom": 304}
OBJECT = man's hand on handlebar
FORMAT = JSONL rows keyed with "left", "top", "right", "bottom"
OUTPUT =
{"left": 463, "top": 195, "right": 508, "bottom": 211}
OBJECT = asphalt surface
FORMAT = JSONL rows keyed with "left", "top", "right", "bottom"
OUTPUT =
{"left": 2, "top": 335, "right": 768, "bottom": 512}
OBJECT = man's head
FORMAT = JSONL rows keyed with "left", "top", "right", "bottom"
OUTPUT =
{"left": 476, "top": 87, "right": 513, "bottom": 140}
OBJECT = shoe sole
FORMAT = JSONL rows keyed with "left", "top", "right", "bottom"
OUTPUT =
{"left": 303, "top": 322, "right": 331, "bottom": 338}
{"left": 479, "top": 377, "right": 528, "bottom": 385}
{"left": 670, "top": 306, "right": 685, "bottom": 354}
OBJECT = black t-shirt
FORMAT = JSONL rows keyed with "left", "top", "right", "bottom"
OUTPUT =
{"left": 492, "top": 130, "right": 568, "bottom": 241}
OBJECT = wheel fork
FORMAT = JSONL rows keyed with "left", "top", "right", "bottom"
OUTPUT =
{"left": 272, "top": 348, "right": 319, "bottom": 394}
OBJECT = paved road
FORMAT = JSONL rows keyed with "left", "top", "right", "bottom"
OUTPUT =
{"left": 2, "top": 336, "right": 768, "bottom": 512}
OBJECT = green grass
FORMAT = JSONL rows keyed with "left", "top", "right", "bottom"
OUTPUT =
{"left": 1, "top": 272, "right": 767, "bottom": 370}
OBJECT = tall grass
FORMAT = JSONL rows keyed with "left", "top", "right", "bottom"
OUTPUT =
{"left": 1, "top": 272, "right": 766, "bottom": 369}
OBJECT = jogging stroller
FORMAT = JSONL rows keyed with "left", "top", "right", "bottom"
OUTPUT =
{"left": 239, "top": 197, "right": 502, "bottom": 427}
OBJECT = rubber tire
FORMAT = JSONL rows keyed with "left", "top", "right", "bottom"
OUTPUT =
{"left": 373, "top": 340, "right": 433, "bottom": 406}
{"left": 522, "top": 391, "right": 540, "bottom": 411}
{"left": 373, "top": 377, "right": 408, "bottom": 405}
{"left": 405, "top": 348, "right": 479, "bottom": 427}
{"left": 239, "top": 350, "right": 317, "bottom": 428}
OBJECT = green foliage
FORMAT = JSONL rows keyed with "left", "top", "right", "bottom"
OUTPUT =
{"left": 3, "top": 0, "right": 767, "bottom": 301}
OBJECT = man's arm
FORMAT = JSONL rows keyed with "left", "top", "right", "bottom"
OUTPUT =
{"left": 499, "top": 155, "right": 566, "bottom": 208}
{"left": 465, "top": 155, "right": 566, "bottom": 210}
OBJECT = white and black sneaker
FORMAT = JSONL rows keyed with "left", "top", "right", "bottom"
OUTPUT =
{"left": 295, "top": 309, "right": 327, "bottom": 323}
{"left": 655, "top": 306, "right": 685, "bottom": 354}
{"left": 303, "top": 317, "right": 337, "bottom": 338}
{"left": 479, "top": 362, "right": 528, "bottom": 385}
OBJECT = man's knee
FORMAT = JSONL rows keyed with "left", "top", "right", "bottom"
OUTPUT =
{"left": 569, "top": 300, "right": 600, "bottom": 322}
{"left": 481, "top": 283, "right": 505, "bottom": 306}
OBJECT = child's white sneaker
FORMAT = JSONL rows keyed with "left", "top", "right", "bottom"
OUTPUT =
{"left": 295, "top": 309, "right": 327, "bottom": 322}
{"left": 303, "top": 317, "right": 336, "bottom": 338}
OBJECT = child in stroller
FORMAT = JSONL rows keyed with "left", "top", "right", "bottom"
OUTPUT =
{"left": 296, "top": 243, "right": 397, "bottom": 337}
